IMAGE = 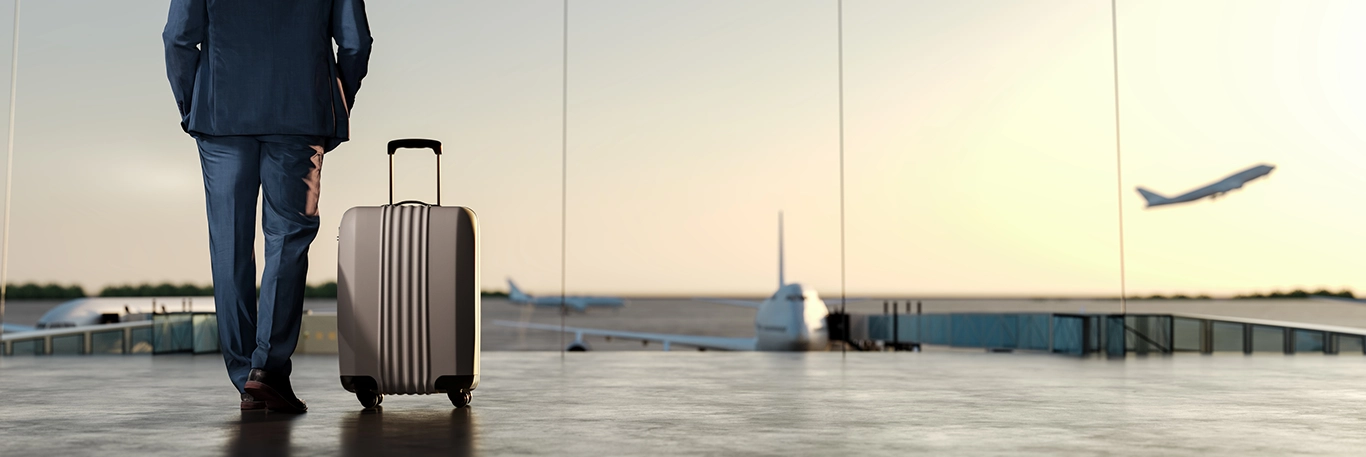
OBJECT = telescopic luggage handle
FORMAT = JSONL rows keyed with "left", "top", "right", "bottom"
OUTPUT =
{"left": 386, "top": 138, "right": 442, "bottom": 206}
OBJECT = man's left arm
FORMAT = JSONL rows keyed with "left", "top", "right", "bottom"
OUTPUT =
{"left": 332, "top": 0, "right": 373, "bottom": 111}
{"left": 162, "top": 0, "right": 207, "bottom": 132}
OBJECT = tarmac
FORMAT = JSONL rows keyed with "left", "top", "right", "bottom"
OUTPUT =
{"left": 4, "top": 352, "right": 1366, "bottom": 456}
{"left": 9, "top": 297, "right": 1366, "bottom": 351}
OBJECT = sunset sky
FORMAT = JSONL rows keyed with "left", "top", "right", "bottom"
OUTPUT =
{"left": 0, "top": 0, "right": 1361, "bottom": 297}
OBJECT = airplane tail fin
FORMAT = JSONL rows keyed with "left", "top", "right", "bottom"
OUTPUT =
{"left": 507, "top": 278, "right": 529, "bottom": 302}
{"left": 778, "top": 212, "right": 785, "bottom": 288}
{"left": 1136, "top": 187, "right": 1170, "bottom": 207}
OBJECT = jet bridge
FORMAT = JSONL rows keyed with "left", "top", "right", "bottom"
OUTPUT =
{"left": 833, "top": 311, "right": 1366, "bottom": 356}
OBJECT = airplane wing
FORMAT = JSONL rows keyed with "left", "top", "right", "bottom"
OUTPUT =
{"left": 493, "top": 320, "right": 756, "bottom": 351}
{"left": 695, "top": 298, "right": 763, "bottom": 309}
{"left": 822, "top": 298, "right": 869, "bottom": 310}
{"left": 1, "top": 323, "right": 35, "bottom": 334}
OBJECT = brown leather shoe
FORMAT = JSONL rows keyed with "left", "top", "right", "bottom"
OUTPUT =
{"left": 240, "top": 393, "right": 267, "bottom": 410}
{"left": 243, "top": 368, "right": 308, "bottom": 413}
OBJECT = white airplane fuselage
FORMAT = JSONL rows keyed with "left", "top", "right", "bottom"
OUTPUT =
{"left": 753, "top": 283, "right": 830, "bottom": 351}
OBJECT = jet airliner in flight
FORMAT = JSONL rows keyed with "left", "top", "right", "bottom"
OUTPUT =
{"left": 1137, "top": 164, "right": 1275, "bottom": 208}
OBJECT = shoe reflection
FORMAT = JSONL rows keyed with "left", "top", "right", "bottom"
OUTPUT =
{"left": 225, "top": 412, "right": 303, "bottom": 457}
{"left": 222, "top": 407, "right": 478, "bottom": 456}
{"left": 340, "top": 407, "right": 479, "bottom": 457}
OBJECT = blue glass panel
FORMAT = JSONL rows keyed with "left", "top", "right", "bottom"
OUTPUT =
{"left": 1017, "top": 314, "right": 1050, "bottom": 351}
{"left": 1105, "top": 316, "right": 1125, "bottom": 357}
{"left": 1051, "top": 316, "right": 1083, "bottom": 355}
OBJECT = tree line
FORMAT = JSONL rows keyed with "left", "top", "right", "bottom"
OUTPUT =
{"left": 1233, "top": 289, "right": 1355, "bottom": 299}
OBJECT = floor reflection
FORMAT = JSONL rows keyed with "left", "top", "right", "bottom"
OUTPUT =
{"left": 221, "top": 407, "right": 479, "bottom": 457}
{"left": 339, "top": 407, "right": 479, "bottom": 457}
{"left": 224, "top": 411, "right": 303, "bottom": 457}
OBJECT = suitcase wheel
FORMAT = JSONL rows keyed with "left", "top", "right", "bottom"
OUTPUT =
{"left": 448, "top": 389, "right": 472, "bottom": 408}
{"left": 356, "top": 389, "right": 383, "bottom": 409}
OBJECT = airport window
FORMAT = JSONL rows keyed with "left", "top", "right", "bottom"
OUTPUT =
{"left": 1211, "top": 322, "right": 1244, "bottom": 352}
{"left": 91, "top": 330, "right": 124, "bottom": 354}
{"left": 50, "top": 335, "right": 84, "bottom": 355}
{"left": 192, "top": 314, "right": 220, "bottom": 354}
{"left": 1251, "top": 326, "right": 1284, "bottom": 353}
{"left": 1294, "top": 331, "right": 1324, "bottom": 354}
{"left": 11, "top": 339, "right": 42, "bottom": 356}
{"left": 1336, "top": 335, "right": 1365, "bottom": 355}
{"left": 128, "top": 327, "right": 154, "bottom": 354}
{"left": 1172, "top": 318, "right": 1201, "bottom": 352}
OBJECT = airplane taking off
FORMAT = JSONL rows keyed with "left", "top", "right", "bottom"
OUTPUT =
{"left": 506, "top": 279, "right": 626, "bottom": 312}
{"left": 1137, "top": 164, "right": 1275, "bottom": 208}
{"left": 495, "top": 212, "right": 832, "bottom": 351}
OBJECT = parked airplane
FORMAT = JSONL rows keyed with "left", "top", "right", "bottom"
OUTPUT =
{"left": 495, "top": 212, "right": 832, "bottom": 351}
{"left": 507, "top": 279, "right": 626, "bottom": 312}
{"left": 1137, "top": 164, "right": 1275, "bottom": 208}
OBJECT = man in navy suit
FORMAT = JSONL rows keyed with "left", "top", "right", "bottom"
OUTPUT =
{"left": 163, "top": 0, "right": 372, "bottom": 413}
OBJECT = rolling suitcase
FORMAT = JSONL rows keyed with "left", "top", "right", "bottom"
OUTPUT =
{"left": 338, "top": 138, "right": 480, "bottom": 408}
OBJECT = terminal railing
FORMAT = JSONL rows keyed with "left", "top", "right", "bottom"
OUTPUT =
{"left": 2, "top": 311, "right": 339, "bottom": 356}
{"left": 858, "top": 312, "right": 1366, "bottom": 356}
{"left": 1, "top": 312, "right": 219, "bottom": 356}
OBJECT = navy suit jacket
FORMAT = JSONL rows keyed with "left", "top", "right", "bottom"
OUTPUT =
{"left": 163, "top": 0, "right": 373, "bottom": 152}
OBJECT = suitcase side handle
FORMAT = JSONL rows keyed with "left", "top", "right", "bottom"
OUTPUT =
{"left": 386, "top": 138, "right": 443, "bottom": 206}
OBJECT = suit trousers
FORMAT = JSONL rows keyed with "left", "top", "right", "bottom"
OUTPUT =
{"left": 197, "top": 134, "right": 324, "bottom": 393}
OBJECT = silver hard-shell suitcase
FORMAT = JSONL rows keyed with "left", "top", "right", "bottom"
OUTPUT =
{"left": 338, "top": 139, "right": 480, "bottom": 408}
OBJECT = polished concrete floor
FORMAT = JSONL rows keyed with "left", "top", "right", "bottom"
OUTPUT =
{"left": 4, "top": 352, "right": 1366, "bottom": 456}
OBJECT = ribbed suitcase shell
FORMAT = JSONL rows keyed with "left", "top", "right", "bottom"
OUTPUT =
{"left": 337, "top": 204, "right": 480, "bottom": 397}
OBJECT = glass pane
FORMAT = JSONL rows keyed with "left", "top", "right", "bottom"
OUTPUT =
{"left": 1105, "top": 316, "right": 1125, "bottom": 357}
{"left": 91, "top": 330, "right": 124, "bottom": 354}
{"left": 1211, "top": 322, "right": 1244, "bottom": 352}
{"left": 1294, "top": 330, "right": 1324, "bottom": 354}
{"left": 11, "top": 338, "right": 42, "bottom": 355}
{"left": 924, "top": 315, "right": 949, "bottom": 346}
{"left": 1125, "top": 315, "right": 1170, "bottom": 354}
{"left": 1051, "top": 316, "right": 1084, "bottom": 355}
{"left": 1173, "top": 318, "right": 1201, "bottom": 351}
{"left": 1251, "top": 326, "right": 1283, "bottom": 353}
{"left": 50, "top": 335, "right": 83, "bottom": 355}
{"left": 1336, "top": 334, "right": 1364, "bottom": 355}
{"left": 1017, "top": 314, "right": 1050, "bottom": 351}
{"left": 898, "top": 315, "right": 919, "bottom": 343}
{"left": 153, "top": 314, "right": 193, "bottom": 354}
{"left": 129, "top": 327, "right": 153, "bottom": 354}
{"left": 951, "top": 315, "right": 1014, "bottom": 349}
{"left": 192, "top": 314, "right": 219, "bottom": 354}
